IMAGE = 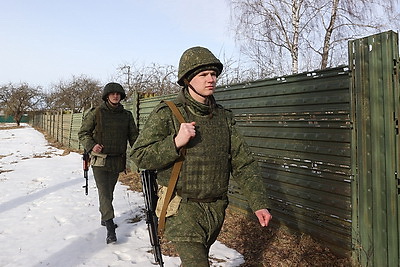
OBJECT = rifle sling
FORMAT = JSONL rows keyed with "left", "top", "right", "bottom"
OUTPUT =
{"left": 158, "top": 100, "right": 186, "bottom": 236}
{"left": 164, "top": 100, "right": 186, "bottom": 124}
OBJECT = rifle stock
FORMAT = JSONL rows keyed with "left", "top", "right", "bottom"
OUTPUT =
{"left": 82, "top": 151, "right": 90, "bottom": 195}
{"left": 141, "top": 170, "right": 164, "bottom": 267}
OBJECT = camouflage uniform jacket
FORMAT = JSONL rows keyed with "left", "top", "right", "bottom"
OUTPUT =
{"left": 131, "top": 90, "right": 269, "bottom": 212}
{"left": 78, "top": 102, "right": 138, "bottom": 173}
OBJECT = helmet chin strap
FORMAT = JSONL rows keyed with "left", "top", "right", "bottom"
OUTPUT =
{"left": 183, "top": 79, "right": 216, "bottom": 117}
{"left": 184, "top": 79, "right": 208, "bottom": 99}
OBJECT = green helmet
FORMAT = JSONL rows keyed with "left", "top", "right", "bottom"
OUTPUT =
{"left": 102, "top": 82, "right": 126, "bottom": 101}
{"left": 177, "top": 46, "right": 223, "bottom": 86}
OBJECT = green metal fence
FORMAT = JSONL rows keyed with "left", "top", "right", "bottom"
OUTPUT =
{"left": 0, "top": 115, "right": 29, "bottom": 123}
{"left": 216, "top": 66, "right": 353, "bottom": 256}
{"left": 28, "top": 31, "right": 400, "bottom": 266}
{"left": 30, "top": 111, "right": 84, "bottom": 151}
{"left": 349, "top": 31, "right": 399, "bottom": 267}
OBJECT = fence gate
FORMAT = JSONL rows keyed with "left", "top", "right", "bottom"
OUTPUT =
{"left": 349, "top": 30, "right": 400, "bottom": 267}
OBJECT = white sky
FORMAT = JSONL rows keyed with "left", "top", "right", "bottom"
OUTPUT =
{"left": 0, "top": 124, "right": 245, "bottom": 266}
{"left": 0, "top": 0, "right": 237, "bottom": 90}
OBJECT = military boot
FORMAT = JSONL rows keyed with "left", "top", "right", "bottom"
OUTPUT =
{"left": 101, "top": 220, "right": 118, "bottom": 228}
{"left": 105, "top": 219, "right": 117, "bottom": 244}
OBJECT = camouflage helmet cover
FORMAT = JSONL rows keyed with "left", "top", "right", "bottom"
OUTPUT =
{"left": 177, "top": 46, "right": 223, "bottom": 86}
{"left": 102, "top": 82, "right": 126, "bottom": 101}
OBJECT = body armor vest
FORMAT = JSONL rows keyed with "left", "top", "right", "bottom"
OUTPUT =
{"left": 92, "top": 103, "right": 131, "bottom": 172}
{"left": 93, "top": 104, "right": 130, "bottom": 155}
{"left": 177, "top": 107, "right": 231, "bottom": 200}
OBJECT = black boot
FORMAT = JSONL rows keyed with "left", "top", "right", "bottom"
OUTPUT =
{"left": 105, "top": 219, "right": 117, "bottom": 244}
{"left": 101, "top": 220, "right": 118, "bottom": 228}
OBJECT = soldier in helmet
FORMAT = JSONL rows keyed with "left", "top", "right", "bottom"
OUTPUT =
{"left": 78, "top": 82, "right": 138, "bottom": 244}
{"left": 131, "top": 47, "right": 272, "bottom": 266}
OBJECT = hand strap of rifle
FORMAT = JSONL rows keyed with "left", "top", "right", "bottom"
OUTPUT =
{"left": 158, "top": 100, "right": 186, "bottom": 236}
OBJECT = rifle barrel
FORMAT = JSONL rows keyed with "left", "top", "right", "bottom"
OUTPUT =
{"left": 141, "top": 170, "right": 164, "bottom": 267}
{"left": 82, "top": 152, "right": 90, "bottom": 195}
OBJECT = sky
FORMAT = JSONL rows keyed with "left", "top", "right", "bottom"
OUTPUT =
{"left": 0, "top": 0, "right": 237, "bottom": 90}
{"left": 0, "top": 123, "right": 245, "bottom": 266}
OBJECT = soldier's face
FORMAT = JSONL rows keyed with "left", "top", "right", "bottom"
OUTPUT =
{"left": 107, "top": 92, "right": 121, "bottom": 105}
{"left": 189, "top": 70, "right": 217, "bottom": 102}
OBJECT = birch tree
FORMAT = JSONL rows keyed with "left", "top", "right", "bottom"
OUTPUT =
{"left": 308, "top": 0, "right": 398, "bottom": 69}
{"left": 230, "top": 0, "right": 400, "bottom": 76}
{"left": 231, "top": 0, "right": 316, "bottom": 76}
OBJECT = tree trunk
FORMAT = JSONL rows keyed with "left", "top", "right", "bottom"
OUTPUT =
{"left": 321, "top": 0, "right": 339, "bottom": 69}
{"left": 291, "top": 0, "right": 301, "bottom": 74}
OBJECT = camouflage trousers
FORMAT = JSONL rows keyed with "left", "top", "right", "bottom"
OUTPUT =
{"left": 92, "top": 167, "right": 119, "bottom": 221}
{"left": 165, "top": 198, "right": 229, "bottom": 266}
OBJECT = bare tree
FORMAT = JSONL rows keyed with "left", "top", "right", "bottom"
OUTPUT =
{"left": 115, "top": 63, "right": 180, "bottom": 98}
{"left": 231, "top": 0, "right": 317, "bottom": 76}
{"left": 0, "top": 83, "right": 43, "bottom": 126}
{"left": 116, "top": 59, "right": 260, "bottom": 95}
{"left": 218, "top": 53, "right": 262, "bottom": 85}
{"left": 230, "top": 0, "right": 400, "bottom": 76}
{"left": 116, "top": 65, "right": 136, "bottom": 96}
{"left": 47, "top": 75, "right": 102, "bottom": 112}
{"left": 307, "top": 0, "right": 399, "bottom": 69}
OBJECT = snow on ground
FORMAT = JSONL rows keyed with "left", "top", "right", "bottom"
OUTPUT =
{"left": 0, "top": 124, "right": 244, "bottom": 267}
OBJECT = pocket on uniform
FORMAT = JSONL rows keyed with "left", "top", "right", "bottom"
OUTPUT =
{"left": 90, "top": 152, "right": 107, "bottom": 167}
{"left": 156, "top": 186, "right": 182, "bottom": 217}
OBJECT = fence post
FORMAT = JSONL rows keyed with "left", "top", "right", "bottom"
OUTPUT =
{"left": 349, "top": 30, "right": 400, "bottom": 267}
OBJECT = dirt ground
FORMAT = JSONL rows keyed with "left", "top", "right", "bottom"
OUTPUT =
{"left": 118, "top": 171, "right": 352, "bottom": 267}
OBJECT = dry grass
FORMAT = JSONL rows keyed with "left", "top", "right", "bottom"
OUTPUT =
{"left": 119, "top": 171, "right": 143, "bottom": 192}
{"left": 218, "top": 209, "right": 351, "bottom": 267}
{"left": 118, "top": 171, "right": 351, "bottom": 267}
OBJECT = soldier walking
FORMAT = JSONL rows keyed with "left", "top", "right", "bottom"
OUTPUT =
{"left": 131, "top": 47, "right": 272, "bottom": 266}
{"left": 79, "top": 82, "right": 138, "bottom": 244}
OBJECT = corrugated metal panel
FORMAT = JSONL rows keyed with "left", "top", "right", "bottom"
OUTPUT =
{"left": 349, "top": 30, "right": 400, "bottom": 267}
{"left": 216, "top": 66, "right": 352, "bottom": 256}
{"left": 69, "top": 113, "right": 83, "bottom": 150}
{"left": 62, "top": 112, "right": 72, "bottom": 146}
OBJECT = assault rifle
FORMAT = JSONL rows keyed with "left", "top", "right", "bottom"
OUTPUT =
{"left": 82, "top": 150, "right": 90, "bottom": 195}
{"left": 141, "top": 170, "right": 164, "bottom": 267}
